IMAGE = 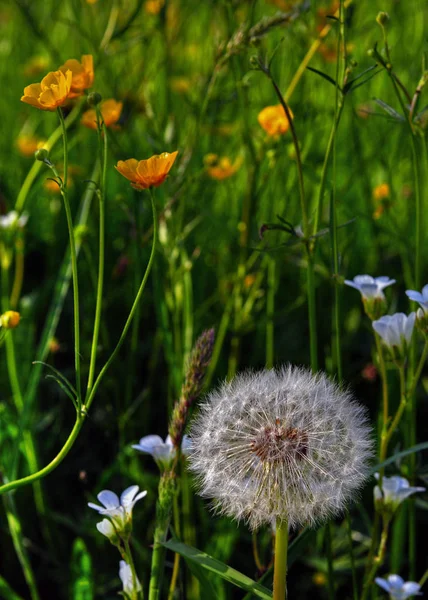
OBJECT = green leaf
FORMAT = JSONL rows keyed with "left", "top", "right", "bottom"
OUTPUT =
{"left": 372, "top": 98, "right": 405, "bottom": 121}
{"left": 306, "top": 66, "right": 342, "bottom": 91}
{"left": 370, "top": 441, "right": 428, "bottom": 474}
{"left": 0, "top": 576, "right": 24, "bottom": 600}
{"left": 343, "top": 65, "right": 379, "bottom": 93}
{"left": 161, "top": 539, "right": 272, "bottom": 599}
{"left": 186, "top": 559, "right": 220, "bottom": 600}
{"left": 70, "top": 538, "right": 93, "bottom": 600}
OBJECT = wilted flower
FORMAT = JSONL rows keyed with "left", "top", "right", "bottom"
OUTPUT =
{"left": 204, "top": 154, "right": 243, "bottom": 180}
{"left": 81, "top": 98, "right": 123, "bottom": 129}
{"left": 375, "top": 574, "right": 422, "bottom": 599}
{"left": 372, "top": 313, "right": 415, "bottom": 355}
{"left": 119, "top": 561, "right": 142, "bottom": 596}
{"left": 59, "top": 55, "right": 94, "bottom": 98}
{"left": 258, "top": 104, "right": 293, "bottom": 137}
{"left": 188, "top": 366, "right": 372, "bottom": 530}
{"left": 132, "top": 434, "right": 191, "bottom": 468}
{"left": 88, "top": 485, "right": 147, "bottom": 535}
{"left": 0, "top": 311, "right": 21, "bottom": 330}
{"left": 344, "top": 275, "right": 395, "bottom": 299}
{"left": 116, "top": 151, "right": 178, "bottom": 190}
{"left": 374, "top": 474, "right": 425, "bottom": 515}
{"left": 21, "top": 70, "right": 72, "bottom": 111}
{"left": 406, "top": 285, "right": 428, "bottom": 313}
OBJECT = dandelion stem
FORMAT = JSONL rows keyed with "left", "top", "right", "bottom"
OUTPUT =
{"left": 273, "top": 518, "right": 288, "bottom": 600}
{"left": 57, "top": 106, "right": 82, "bottom": 404}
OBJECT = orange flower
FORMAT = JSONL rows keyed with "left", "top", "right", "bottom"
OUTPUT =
{"left": 21, "top": 70, "right": 72, "bottom": 111}
{"left": 81, "top": 99, "right": 123, "bottom": 129}
{"left": 258, "top": 104, "right": 293, "bottom": 136}
{"left": 16, "top": 135, "right": 47, "bottom": 157}
{"left": 59, "top": 55, "right": 94, "bottom": 98}
{"left": 373, "top": 183, "right": 390, "bottom": 201}
{"left": 204, "top": 154, "right": 243, "bottom": 180}
{"left": 116, "top": 152, "right": 178, "bottom": 190}
{"left": 145, "top": 0, "right": 164, "bottom": 14}
{"left": 0, "top": 311, "right": 20, "bottom": 329}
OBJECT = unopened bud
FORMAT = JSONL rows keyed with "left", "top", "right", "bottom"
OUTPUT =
{"left": 87, "top": 92, "right": 102, "bottom": 106}
{"left": 376, "top": 12, "right": 389, "bottom": 26}
{"left": 35, "top": 148, "right": 50, "bottom": 163}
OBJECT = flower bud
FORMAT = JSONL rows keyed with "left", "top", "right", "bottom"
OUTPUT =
{"left": 35, "top": 148, "right": 50, "bottom": 163}
{"left": 376, "top": 12, "right": 390, "bottom": 26}
{"left": 249, "top": 55, "right": 259, "bottom": 68}
{"left": 0, "top": 311, "right": 20, "bottom": 329}
{"left": 87, "top": 92, "right": 102, "bottom": 106}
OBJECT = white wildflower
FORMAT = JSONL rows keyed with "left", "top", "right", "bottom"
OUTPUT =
{"left": 344, "top": 275, "right": 395, "bottom": 299}
{"left": 119, "top": 560, "right": 142, "bottom": 597}
{"left": 188, "top": 366, "right": 373, "bottom": 530}
{"left": 374, "top": 474, "right": 425, "bottom": 513}
{"left": 406, "top": 285, "right": 428, "bottom": 314}
{"left": 132, "top": 434, "right": 191, "bottom": 468}
{"left": 375, "top": 574, "right": 422, "bottom": 599}
{"left": 88, "top": 485, "right": 147, "bottom": 535}
{"left": 372, "top": 313, "right": 415, "bottom": 351}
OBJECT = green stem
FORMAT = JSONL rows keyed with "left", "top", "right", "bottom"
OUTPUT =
{"left": 15, "top": 104, "right": 81, "bottom": 213}
{"left": 2, "top": 495, "right": 40, "bottom": 600}
{"left": 273, "top": 518, "right": 289, "bottom": 600}
{"left": 266, "top": 257, "right": 275, "bottom": 369}
{"left": 306, "top": 251, "right": 318, "bottom": 372}
{"left": 0, "top": 416, "right": 83, "bottom": 495}
{"left": 86, "top": 188, "right": 158, "bottom": 410}
{"left": 124, "top": 539, "right": 143, "bottom": 599}
{"left": 57, "top": 107, "right": 81, "bottom": 404}
{"left": 86, "top": 117, "right": 108, "bottom": 395}
{"left": 346, "top": 512, "right": 358, "bottom": 600}
{"left": 326, "top": 521, "right": 335, "bottom": 600}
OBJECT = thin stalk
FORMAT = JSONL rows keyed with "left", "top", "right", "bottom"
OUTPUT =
{"left": 266, "top": 257, "right": 275, "bottom": 369}
{"left": 15, "top": 104, "right": 81, "bottom": 213}
{"left": 86, "top": 188, "right": 158, "bottom": 409}
{"left": 325, "top": 521, "right": 335, "bottom": 600}
{"left": 306, "top": 252, "right": 318, "bottom": 372}
{"left": 10, "top": 236, "right": 24, "bottom": 309}
{"left": 167, "top": 494, "right": 181, "bottom": 600}
{"left": 346, "top": 512, "right": 358, "bottom": 600}
{"left": 273, "top": 518, "right": 288, "bottom": 600}
{"left": 57, "top": 107, "right": 82, "bottom": 404}
{"left": 86, "top": 116, "right": 108, "bottom": 394}
{"left": 124, "top": 539, "right": 143, "bottom": 599}
{"left": 2, "top": 495, "right": 40, "bottom": 600}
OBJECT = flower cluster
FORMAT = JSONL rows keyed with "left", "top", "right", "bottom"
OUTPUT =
{"left": 189, "top": 365, "right": 372, "bottom": 530}
{"left": 88, "top": 485, "right": 147, "bottom": 541}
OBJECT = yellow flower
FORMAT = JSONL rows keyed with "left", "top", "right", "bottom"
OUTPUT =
{"left": 258, "top": 104, "right": 293, "bottom": 137}
{"left": 145, "top": 0, "right": 164, "bottom": 14}
{"left": 81, "top": 99, "right": 123, "bottom": 129}
{"left": 21, "top": 70, "right": 72, "bottom": 111}
{"left": 204, "top": 154, "right": 243, "bottom": 180}
{"left": 0, "top": 311, "right": 20, "bottom": 329}
{"left": 16, "top": 135, "right": 47, "bottom": 157}
{"left": 373, "top": 183, "right": 390, "bottom": 201}
{"left": 59, "top": 55, "right": 94, "bottom": 98}
{"left": 116, "top": 152, "right": 178, "bottom": 190}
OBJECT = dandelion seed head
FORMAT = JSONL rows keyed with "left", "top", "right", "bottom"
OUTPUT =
{"left": 188, "top": 366, "right": 373, "bottom": 530}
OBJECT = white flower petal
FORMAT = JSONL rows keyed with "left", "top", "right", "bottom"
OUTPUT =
{"left": 97, "top": 490, "right": 119, "bottom": 509}
{"left": 133, "top": 435, "right": 165, "bottom": 454}
{"left": 375, "top": 577, "right": 392, "bottom": 593}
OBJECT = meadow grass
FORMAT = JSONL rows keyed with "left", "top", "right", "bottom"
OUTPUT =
{"left": 0, "top": 1, "right": 427, "bottom": 598}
